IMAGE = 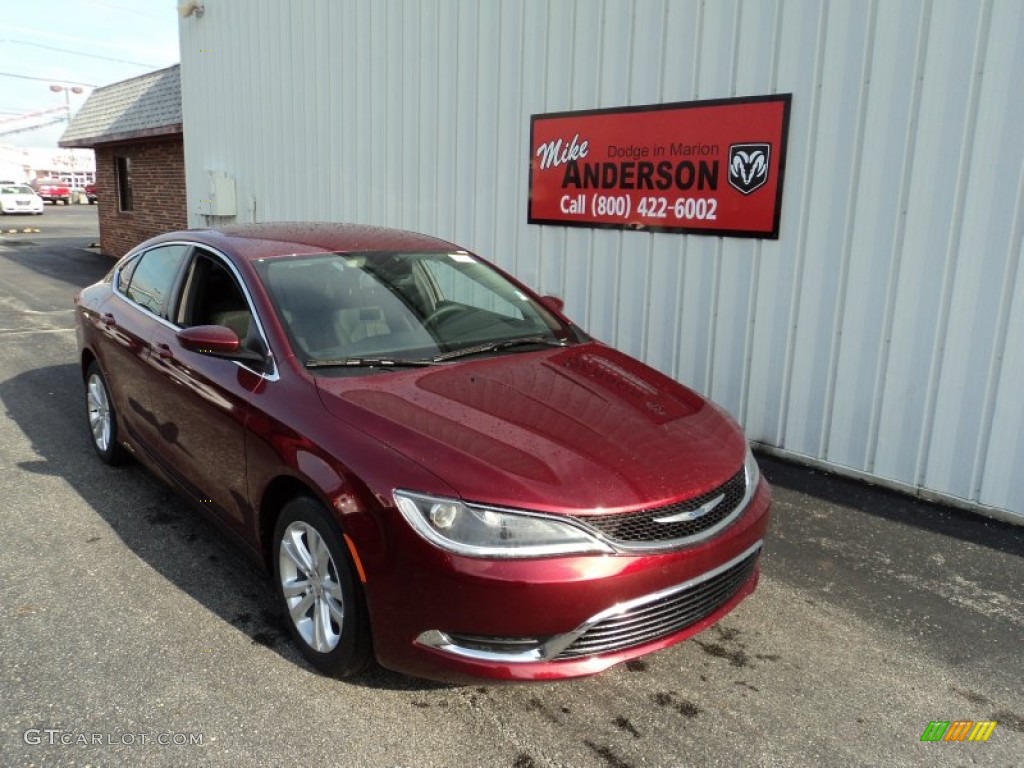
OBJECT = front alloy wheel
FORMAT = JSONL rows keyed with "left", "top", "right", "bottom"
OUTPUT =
{"left": 85, "top": 361, "right": 128, "bottom": 465}
{"left": 273, "top": 497, "right": 371, "bottom": 677}
{"left": 279, "top": 520, "right": 346, "bottom": 653}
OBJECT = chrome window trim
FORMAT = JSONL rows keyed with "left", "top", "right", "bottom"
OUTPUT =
{"left": 414, "top": 539, "right": 764, "bottom": 664}
{"left": 112, "top": 240, "right": 279, "bottom": 382}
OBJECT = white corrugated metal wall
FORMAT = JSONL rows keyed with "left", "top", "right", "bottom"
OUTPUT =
{"left": 178, "top": 0, "right": 1024, "bottom": 520}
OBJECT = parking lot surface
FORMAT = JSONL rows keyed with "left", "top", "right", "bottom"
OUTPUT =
{"left": 1, "top": 206, "right": 1022, "bottom": 767}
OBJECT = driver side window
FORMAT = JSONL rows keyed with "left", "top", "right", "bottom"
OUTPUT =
{"left": 174, "top": 251, "right": 253, "bottom": 344}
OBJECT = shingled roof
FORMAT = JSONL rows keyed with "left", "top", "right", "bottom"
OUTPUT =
{"left": 59, "top": 65, "right": 181, "bottom": 148}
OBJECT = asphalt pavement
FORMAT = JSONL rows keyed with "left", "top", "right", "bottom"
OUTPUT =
{"left": 1, "top": 205, "right": 1022, "bottom": 767}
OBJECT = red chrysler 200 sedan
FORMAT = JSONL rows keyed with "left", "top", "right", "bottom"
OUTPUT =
{"left": 74, "top": 223, "right": 771, "bottom": 683}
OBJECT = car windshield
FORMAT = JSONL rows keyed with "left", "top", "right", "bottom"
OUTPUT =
{"left": 254, "top": 250, "right": 573, "bottom": 367}
{"left": 1, "top": 185, "right": 32, "bottom": 194}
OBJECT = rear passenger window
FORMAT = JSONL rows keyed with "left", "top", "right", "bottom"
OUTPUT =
{"left": 124, "top": 245, "right": 189, "bottom": 315}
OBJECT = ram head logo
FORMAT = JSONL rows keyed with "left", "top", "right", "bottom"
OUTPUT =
{"left": 728, "top": 143, "right": 771, "bottom": 195}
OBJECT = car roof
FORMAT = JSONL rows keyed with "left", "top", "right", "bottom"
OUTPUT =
{"left": 160, "top": 222, "right": 463, "bottom": 262}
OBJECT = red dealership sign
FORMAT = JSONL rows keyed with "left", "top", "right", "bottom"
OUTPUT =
{"left": 528, "top": 95, "right": 791, "bottom": 238}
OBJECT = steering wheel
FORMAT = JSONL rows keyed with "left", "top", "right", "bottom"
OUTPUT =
{"left": 423, "top": 303, "right": 462, "bottom": 328}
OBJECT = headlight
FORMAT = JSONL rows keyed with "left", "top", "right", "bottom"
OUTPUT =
{"left": 744, "top": 443, "right": 760, "bottom": 497}
{"left": 393, "top": 490, "right": 613, "bottom": 558}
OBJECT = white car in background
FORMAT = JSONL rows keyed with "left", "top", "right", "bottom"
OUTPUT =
{"left": 0, "top": 184, "right": 45, "bottom": 215}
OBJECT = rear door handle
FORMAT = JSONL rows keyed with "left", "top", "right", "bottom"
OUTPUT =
{"left": 101, "top": 313, "right": 116, "bottom": 328}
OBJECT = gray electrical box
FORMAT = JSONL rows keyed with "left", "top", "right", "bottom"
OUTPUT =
{"left": 199, "top": 170, "right": 237, "bottom": 217}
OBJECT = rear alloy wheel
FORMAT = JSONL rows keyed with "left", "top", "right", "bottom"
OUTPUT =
{"left": 273, "top": 497, "right": 371, "bottom": 677}
{"left": 85, "top": 361, "right": 128, "bottom": 465}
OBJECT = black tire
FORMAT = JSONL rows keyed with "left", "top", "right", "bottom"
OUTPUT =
{"left": 272, "top": 497, "right": 372, "bottom": 677}
{"left": 84, "top": 361, "right": 129, "bottom": 465}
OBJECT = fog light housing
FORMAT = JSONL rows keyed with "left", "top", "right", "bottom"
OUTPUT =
{"left": 415, "top": 629, "right": 549, "bottom": 662}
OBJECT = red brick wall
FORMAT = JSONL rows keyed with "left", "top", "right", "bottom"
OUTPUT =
{"left": 95, "top": 137, "right": 187, "bottom": 259}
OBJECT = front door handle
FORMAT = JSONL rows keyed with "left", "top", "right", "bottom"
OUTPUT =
{"left": 101, "top": 313, "right": 116, "bottom": 328}
{"left": 155, "top": 343, "right": 173, "bottom": 361}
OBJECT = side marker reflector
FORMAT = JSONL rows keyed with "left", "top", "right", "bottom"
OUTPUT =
{"left": 343, "top": 533, "right": 367, "bottom": 584}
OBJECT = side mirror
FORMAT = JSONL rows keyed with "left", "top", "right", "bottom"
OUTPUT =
{"left": 177, "top": 324, "right": 241, "bottom": 355}
{"left": 540, "top": 294, "right": 565, "bottom": 314}
{"left": 177, "top": 325, "right": 264, "bottom": 363}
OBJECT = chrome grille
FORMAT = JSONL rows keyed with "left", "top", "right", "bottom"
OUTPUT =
{"left": 553, "top": 547, "right": 759, "bottom": 660}
{"left": 571, "top": 467, "right": 747, "bottom": 545}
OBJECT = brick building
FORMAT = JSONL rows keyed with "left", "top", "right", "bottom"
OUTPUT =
{"left": 59, "top": 65, "right": 185, "bottom": 258}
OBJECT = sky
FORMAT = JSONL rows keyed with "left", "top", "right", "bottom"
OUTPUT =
{"left": 0, "top": 0, "right": 180, "bottom": 148}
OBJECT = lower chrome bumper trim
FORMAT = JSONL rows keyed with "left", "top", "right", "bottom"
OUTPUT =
{"left": 414, "top": 539, "right": 763, "bottom": 664}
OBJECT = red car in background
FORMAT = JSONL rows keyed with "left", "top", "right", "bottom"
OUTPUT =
{"left": 73, "top": 223, "right": 771, "bottom": 682}
{"left": 30, "top": 177, "right": 72, "bottom": 205}
{"left": 85, "top": 183, "right": 98, "bottom": 204}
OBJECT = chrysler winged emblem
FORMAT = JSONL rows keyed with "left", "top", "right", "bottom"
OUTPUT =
{"left": 728, "top": 143, "right": 771, "bottom": 195}
{"left": 653, "top": 493, "right": 725, "bottom": 524}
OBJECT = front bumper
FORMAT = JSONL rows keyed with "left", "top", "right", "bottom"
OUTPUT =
{"left": 362, "top": 477, "right": 771, "bottom": 682}
{"left": 416, "top": 539, "right": 761, "bottom": 661}
{"left": 1, "top": 202, "right": 43, "bottom": 214}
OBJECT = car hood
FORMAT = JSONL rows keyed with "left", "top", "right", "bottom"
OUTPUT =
{"left": 315, "top": 343, "right": 747, "bottom": 513}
